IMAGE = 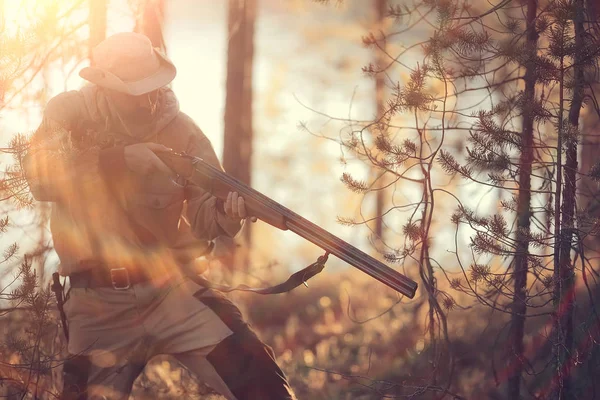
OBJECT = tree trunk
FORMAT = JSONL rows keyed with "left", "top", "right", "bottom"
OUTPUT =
{"left": 579, "top": 0, "right": 600, "bottom": 259}
{"left": 551, "top": 1, "right": 584, "bottom": 398}
{"left": 506, "top": 0, "right": 538, "bottom": 398}
{"left": 88, "top": 0, "right": 107, "bottom": 63}
{"left": 223, "top": 0, "right": 256, "bottom": 252}
{"left": 579, "top": 110, "right": 600, "bottom": 248}
{"left": 373, "top": 0, "right": 386, "bottom": 242}
{"left": 135, "top": 0, "right": 166, "bottom": 52}
{"left": 0, "top": 0, "right": 4, "bottom": 103}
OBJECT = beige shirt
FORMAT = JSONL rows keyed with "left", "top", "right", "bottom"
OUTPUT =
{"left": 23, "top": 85, "right": 242, "bottom": 276}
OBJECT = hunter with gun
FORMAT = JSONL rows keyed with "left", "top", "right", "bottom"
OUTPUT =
{"left": 24, "top": 32, "right": 416, "bottom": 400}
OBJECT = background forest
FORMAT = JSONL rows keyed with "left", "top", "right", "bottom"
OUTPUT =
{"left": 2, "top": 0, "right": 600, "bottom": 399}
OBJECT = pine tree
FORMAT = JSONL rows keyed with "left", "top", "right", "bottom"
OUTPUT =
{"left": 321, "top": 0, "right": 600, "bottom": 397}
{"left": 434, "top": 0, "right": 599, "bottom": 397}
{"left": 1, "top": 2, "right": 89, "bottom": 397}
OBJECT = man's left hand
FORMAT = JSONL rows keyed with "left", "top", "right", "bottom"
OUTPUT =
{"left": 223, "top": 192, "right": 257, "bottom": 222}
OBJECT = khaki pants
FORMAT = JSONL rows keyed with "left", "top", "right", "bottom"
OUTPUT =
{"left": 62, "top": 276, "right": 296, "bottom": 400}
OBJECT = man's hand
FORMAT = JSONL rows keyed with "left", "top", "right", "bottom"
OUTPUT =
{"left": 124, "top": 142, "right": 173, "bottom": 175}
{"left": 223, "top": 191, "right": 257, "bottom": 222}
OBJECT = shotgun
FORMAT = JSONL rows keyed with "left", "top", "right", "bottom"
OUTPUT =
{"left": 157, "top": 151, "right": 418, "bottom": 298}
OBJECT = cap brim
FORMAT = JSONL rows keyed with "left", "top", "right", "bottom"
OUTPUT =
{"left": 79, "top": 50, "right": 176, "bottom": 96}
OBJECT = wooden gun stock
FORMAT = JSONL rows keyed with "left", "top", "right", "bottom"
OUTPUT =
{"left": 157, "top": 152, "right": 418, "bottom": 298}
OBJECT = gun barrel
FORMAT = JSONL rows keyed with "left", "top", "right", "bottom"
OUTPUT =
{"left": 159, "top": 152, "right": 418, "bottom": 298}
{"left": 285, "top": 219, "right": 417, "bottom": 298}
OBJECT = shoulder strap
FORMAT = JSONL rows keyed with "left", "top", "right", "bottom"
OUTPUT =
{"left": 188, "top": 252, "right": 328, "bottom": 295}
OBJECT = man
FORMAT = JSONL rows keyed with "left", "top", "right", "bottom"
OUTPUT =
{"left": 23, "top": 32, "right": 296, "bottom": 400}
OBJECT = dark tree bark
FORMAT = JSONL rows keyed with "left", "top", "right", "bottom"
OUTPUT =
{"left": 0, "top": 0, "right": 4, "bottom": 103}
{"left": 506, "top": 0, "right": 538, "bottom": 398}
{"left": 223, "top": 0, "right": 256, "bottom": 248}
{"left": 373, "top": 0, "right": 386, "bottom": 242}
{"left": 579, "top": 0, "right": 600, "bottom": 256}
{"left": 551, "top": 0, "right": 584, "bottom": 398}
{"left": 134, "top": 0, "right": 166, "bottom": 51}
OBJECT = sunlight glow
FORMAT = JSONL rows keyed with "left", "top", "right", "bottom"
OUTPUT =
{"left": 3, "top": 0, "right": 66, "bottom": 36}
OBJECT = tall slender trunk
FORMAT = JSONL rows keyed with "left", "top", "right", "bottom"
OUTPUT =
{"left": 0, "top": 0, "right": 4, "bottom": 104}
{"left": 579, "top": 0, "right": 600, "bottom": 269}
{"left": 551, "top": 1, "right": 584, "bottom": 398}
{"left": 88, "top": 0, "right": 107, "bottom": 63}
{"left": 373, "top": 0, "right": 386, "bottom": 242}
{"left": 579, "top": 107, "right": 600, "bottom": 254}
{"left": 223, "top": 0, "right": 256, "bottom": 247}
{"left": 417, "top": 120, "right": 438, "bottom": 384}
{"left": 221, "top": 0, "right": 256, "bottom": 274}
{"left": 135, "top": 0, "right": 166, "bottom": 51}
{"left": 507, "top": 0, "right": 538, "bottom": 398}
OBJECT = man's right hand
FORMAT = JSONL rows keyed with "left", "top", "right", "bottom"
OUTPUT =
{"left": 124, "top": 142, "right": 173, "bottom": 176}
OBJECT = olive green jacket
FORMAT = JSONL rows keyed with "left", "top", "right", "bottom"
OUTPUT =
{"left": 23, "top": 85, "right": 242, "bottom": 276}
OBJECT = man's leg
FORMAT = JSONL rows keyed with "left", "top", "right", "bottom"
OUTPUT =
{"left": 61, "top": 285, "right": 150, "bottom": 400}
{"left": 62, "top": 346, "right": 146, "bottom": 400}
{"left": 174, "top": 289, "right": 296, "bottom": 400}
{"left": 61, "top": 354, "right": 90, "bottom": 400}
{"left": 172, "top": 348, "right": 236, "bottom": 400}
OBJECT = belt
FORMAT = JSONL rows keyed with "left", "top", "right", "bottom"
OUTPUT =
{"left": 69, "top": 262, "right": 151, "bottom": 290}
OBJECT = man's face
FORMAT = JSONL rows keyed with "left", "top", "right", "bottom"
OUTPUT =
{"left": 106, "top": 88, "right": 160, "bottom": 121}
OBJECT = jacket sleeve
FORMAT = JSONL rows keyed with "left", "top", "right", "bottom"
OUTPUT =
{"left": 23, "top": 91, "right": 127, "bottom": 202}
{"left": 183, "top": 121, "right": 244, "bottom": 240}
